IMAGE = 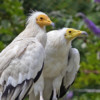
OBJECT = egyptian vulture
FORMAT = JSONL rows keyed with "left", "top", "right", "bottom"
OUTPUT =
{"left": 0, "top": 11, "right": 53, "bottom": 100}
{"left": 55, "top": 47, "right": 80, "bottom": 99}
{"left": 29, "top": 28, "right": 87, "bottom": 100}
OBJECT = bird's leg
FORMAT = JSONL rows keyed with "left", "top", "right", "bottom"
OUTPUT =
{"left": 40, "top": 91, "right": 44, "bottom": 100}
{"left": 52, "top": 88, "right": 57, "bottom": 100}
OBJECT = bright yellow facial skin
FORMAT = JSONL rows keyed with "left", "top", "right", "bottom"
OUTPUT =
{"left": 36, "top": 15, "right": 53, "bottom": 27}
{"left": 65, "top": 28, "right": 85, "bottom": 40}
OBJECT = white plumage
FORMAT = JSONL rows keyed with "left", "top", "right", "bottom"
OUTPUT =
{"left": 29, "top": 28, "right": 87, "bottom": 100}
{"left": 0, "top": 11, "right": 53, "bottom": 100}
{"left": 58, "top": 48, "right": 80, "bottom": 99}
{"left": 43, "top": 28, "right": 72, "bottom": 100}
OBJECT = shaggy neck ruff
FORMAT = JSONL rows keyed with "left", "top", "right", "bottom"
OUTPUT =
{"left": 15, "top": 12, "right": 47, "bottom": 47}
{"left": 25, "top": 23, "right": 46, "bottom": 47}
{"left": 47, "top": 28, "right": 72, "bottom": 50}
{"left": 46, "top": 29, "right": 72, "bottom": 60}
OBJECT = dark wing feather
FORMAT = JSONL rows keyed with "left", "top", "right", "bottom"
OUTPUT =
{"left": 34, "top": 62, "right": 44, "bottom": 83}
{"left": 58, "top": 48, "right": 80, "bottom": 99}
{"left": 1, "top": 79, "right": 33, "bottom": 100}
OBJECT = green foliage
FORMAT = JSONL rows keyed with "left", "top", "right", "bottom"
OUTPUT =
{"left": 73, "top": 93, "right": 100, "bottom": 100}
{"left": 22, "top": 0, "right": 92, "bottom": 14}
{"left": 0, "top": 0, "right": 100, "bottom": 99}
{"left": 73, "top": 36, "right": 100, "bottom": 89}
{"left": 0, "top": 0, "right": 25, "bottom": 51}
{"left": 22, "top": 0, "right": 93, "bottom": 29}
{"left": 73, "top": 14, "right": 100, "bottom": 90}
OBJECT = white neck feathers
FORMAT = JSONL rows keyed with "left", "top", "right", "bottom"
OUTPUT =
{"left": 14, "top": 11, "right": 47, "bottom": 47}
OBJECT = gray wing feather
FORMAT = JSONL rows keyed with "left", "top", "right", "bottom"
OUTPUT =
{"left": 59, "top": 48, "right": 80, "bottom": 98}
{"left": 64, "top": 48, "right": 80, "bottom": 87}
{"left": 0, "top": 39, "right": 30, "bottom": 76}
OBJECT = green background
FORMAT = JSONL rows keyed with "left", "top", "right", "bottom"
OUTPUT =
{"left": 0, "top": 0, "right": 100, "bottom": 99}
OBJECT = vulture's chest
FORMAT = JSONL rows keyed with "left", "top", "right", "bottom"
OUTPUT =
{"left": 44, "top": 47, "right": 70, "bottom": 78}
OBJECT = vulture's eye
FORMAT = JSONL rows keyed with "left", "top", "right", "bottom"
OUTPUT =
{"left": 69, "top": 31, "right": 72, "bottom": 33}
{"left": 40, "top": 17, "right": 43, "bottom": 20}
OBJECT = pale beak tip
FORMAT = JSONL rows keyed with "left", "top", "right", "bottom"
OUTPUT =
{"left": 82, "top": 31, "right": 88, "bottom": 36}
{"left": 51, "top": 22, "right": 55, "bottom": 28}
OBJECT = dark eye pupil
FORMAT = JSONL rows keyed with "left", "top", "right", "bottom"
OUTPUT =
{"left": 40, "top": 17, "right": 42, "bottom": 19}
{"left": 69, "top": 31, "right": 71, "bottom": 33}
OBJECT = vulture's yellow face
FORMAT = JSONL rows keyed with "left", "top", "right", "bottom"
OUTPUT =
{"left": 36, "top": 15, "right": 53, "bottom": 27}
{"left": 64, "top": 28, "right": 87, "bottom": 40}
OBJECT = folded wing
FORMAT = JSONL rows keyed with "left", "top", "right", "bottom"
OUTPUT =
{"left": 0, "top": 38, "right": 44, "bottom": 100}
{"left": 58, "top": 48, "right": 80, "bottom": 98}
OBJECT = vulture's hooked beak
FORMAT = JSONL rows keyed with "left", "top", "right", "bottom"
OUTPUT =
{"left": 73, "top": 30, "right": 88, "bottom": 38}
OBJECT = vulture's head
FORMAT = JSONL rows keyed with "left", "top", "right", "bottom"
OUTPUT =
{"left": 64, "top": 28, "right": 88, "bottom": 41}
{"left": 47, "top": 28, "right": 87, "bottom": 47}
{"left": 27, "top": 11, "right": 54, "bottom": 28}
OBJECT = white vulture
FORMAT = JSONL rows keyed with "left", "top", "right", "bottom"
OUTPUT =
{"left": 53, "top": 47, "right": 80, "bottom": 100}
{"left": 29, "top": 28, "right": 87, "bottom": 100}
{"left": 0, "top": 11, "right": 53, "bottom": 100}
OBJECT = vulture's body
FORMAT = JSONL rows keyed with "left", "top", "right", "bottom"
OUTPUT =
{"left": 43, "top": 29, "right": 71, "bottom": 100}
{"left": 0, "top": 11, "right": 53, "bottom": 100}
{"left": 29, "top": 28, "right": 85, "bottom": 100}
